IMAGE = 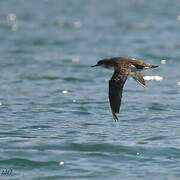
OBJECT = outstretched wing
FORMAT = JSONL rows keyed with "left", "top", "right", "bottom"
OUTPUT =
{"left": 130, "top": 59, "right": 158, "bottom": 70}
{"left": 129, "top": 59, "right": 145, "bottom": 70}
{"left": 109, "top": 72, "right": 128, "bottom": 121}
{"left": 131, "top": 71, "right": 146, "bottom": 88}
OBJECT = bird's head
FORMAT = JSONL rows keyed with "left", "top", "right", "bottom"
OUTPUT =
{"left": 91, "top": 59, "right": 112, "bottom": 68}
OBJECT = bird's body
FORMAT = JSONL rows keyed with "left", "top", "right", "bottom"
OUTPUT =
{"left": 91, "top": 57, "right": 158, "bottom": 121}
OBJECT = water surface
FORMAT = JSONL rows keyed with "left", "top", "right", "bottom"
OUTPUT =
{"left": 0, "top": 0, "right": 180, "bottom": 179}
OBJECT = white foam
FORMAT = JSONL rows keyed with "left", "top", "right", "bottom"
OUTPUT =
{"left": 72, "top": 56, "right": 80, "bottom": 63}
{"left": 62, "top": 90, "right": 68, "bottom": 94}
{"left": 7, "top": 13, "right": 16, "bottom": 21}
{"left": 7, "top": 13, "right": 18, "bottom": 31}
{"left": 177, "top": 15, "right": 180, "bottom": 21}
{"left": 161, "top": 59, "right": 167, "bottom": 64}
{"left": 144, "top": 76, "right": 163, "bottom": 81}
{"left": 59, "top": 161, "right": 64, "bottom": 165}
{"left": 74, "top": 21, "right": 81, "bottom": 28}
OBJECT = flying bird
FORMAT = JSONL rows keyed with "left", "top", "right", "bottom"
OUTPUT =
{"left": 91, "top": 57, "right": 158, "bottom": 121}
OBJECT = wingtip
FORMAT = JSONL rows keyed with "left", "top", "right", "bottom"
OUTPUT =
{"left": 110, "top": 106, "right": 118, "bottom": 121}
{"left": 151, "top": 65, "right": 158, "bottom": 68}
{"left": 112, "top": 112, "right": 118, "bottom": 122}
{"left": 137, "top": 80, "right": 146, "bottom": 88}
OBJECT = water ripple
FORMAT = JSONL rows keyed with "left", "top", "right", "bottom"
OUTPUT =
{"left": 0, "top": 158, "right": 57, "bottom": 168}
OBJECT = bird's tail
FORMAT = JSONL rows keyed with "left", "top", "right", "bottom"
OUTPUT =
{"left": 145, "top": 64, "right": 158, "bottom": 69}
{"left": 131, "top": 71, "right": 146, "bottom": 88}
{"left": 130, "top": 60, "right": 158, "bottom": 70}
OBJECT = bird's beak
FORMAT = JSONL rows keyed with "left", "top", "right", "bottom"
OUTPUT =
{"left": 91, "top": 64, "right": 99, "bottom": 67}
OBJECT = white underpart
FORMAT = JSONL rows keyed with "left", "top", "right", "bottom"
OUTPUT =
{"left": 131, "top": 58, "right": 137, "bottom": 60}
{"left": 130, "top": 65, "right": 138, "bottom": 73}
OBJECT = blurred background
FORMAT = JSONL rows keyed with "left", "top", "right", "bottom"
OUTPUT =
{"left": 0, "top": 0, "right": 180, "bottom": 179}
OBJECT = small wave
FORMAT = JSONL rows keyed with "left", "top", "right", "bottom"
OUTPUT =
{"left": 137, "top": 136, "right": 167, "bottom": 144}
{"left": 148, "top": 102, "right": 167, "bottom": 111}
{"left": 63, "top": 77, "right": 90, "bottom": 82}
{"left": 64, "top": 143, "right": 180, "bottom": 159}
{"left": 19, "top": 125, "right": 52, "bottom": 130}
{"left": 70, "top": 110, "right": 91, "bottom": 115}
{"left": 53, "top": 19, "right": 82, "bottom": 29}
{"left": 144, "top": 135, "right": 167, "bottom": 141}
{"left": 0, "top": 158, "right": 57, "bottom": 168}
{"left": 23, "top": 75, "right": 59, "bottom": 81}
{"left": 78, "top": 100, "right": 107, "bottom": 105}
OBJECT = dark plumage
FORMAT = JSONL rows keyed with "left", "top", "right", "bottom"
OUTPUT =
{"left": 91, "top": 57, "right": 158, "bottom": 121}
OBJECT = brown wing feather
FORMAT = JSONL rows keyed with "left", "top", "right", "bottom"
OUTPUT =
{"left": 129, "top": 59, "right": 158, "bottom": 69}
{"left": 131, "top": 71, "right": 146, "bottom": 88}
{"left": 129, "top": 59, "right": 145, "bottom": 70}
{"left": 109, "top": 72, "right": 128, "bottom": 121}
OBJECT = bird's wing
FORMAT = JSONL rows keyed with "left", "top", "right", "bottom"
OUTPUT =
{"left": 130, "top": 59, "right": 158, "bottom": 69}
{"left": 130, "top": 60, "right": 145, "bottom": 70}
{"left": 131, "top": 71, "right": 146, "bottom": 88}
{"left": 109, "top": 72, "right": 128, "bottom": 121}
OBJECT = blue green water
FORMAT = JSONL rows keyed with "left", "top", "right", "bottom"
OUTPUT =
{"left": 0, "top": 0, "right": 180, "bottom": 179}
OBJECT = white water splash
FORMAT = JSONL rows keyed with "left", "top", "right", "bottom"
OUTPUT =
{"left": 59, "top": 161, "right": 64, "bottom": 165}
{"left": 144, "top": 76, "right": 163, "bottom": 81}
{"left": 62, "top": 90, "right": 68, "bottom": 94}
{"left": 161, "top": 59, "right": 167, "bottom": 64}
